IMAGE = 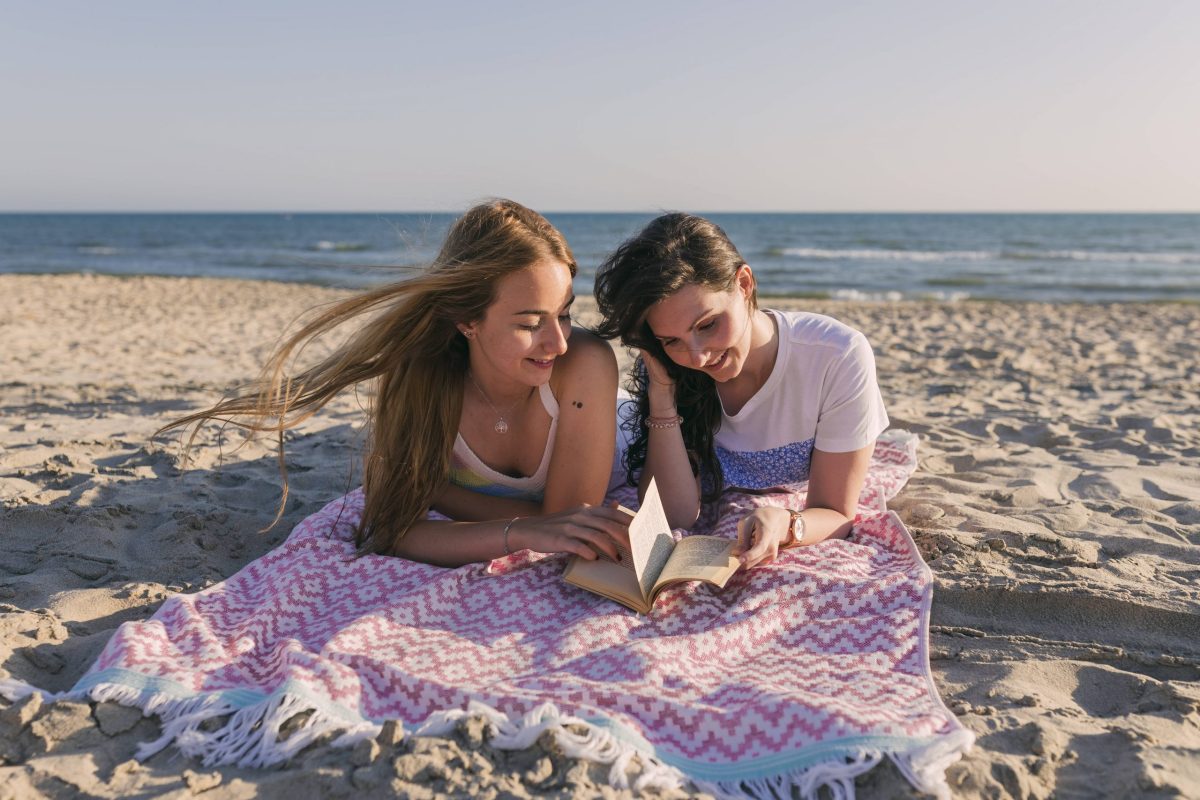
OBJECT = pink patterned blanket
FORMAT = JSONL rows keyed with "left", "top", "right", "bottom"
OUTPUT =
{"left": 15, "top": 432, "right": 972, "bottom": 798}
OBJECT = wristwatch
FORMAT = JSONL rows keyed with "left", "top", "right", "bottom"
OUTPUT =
{"left": 784, "top": 509, "right": 806, "bottom": 549}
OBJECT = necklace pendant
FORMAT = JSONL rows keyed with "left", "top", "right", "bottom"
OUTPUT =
{"left": 494, "top": 419, "right": 509, "bottom": 434}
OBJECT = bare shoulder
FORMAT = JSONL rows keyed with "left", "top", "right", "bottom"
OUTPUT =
{"left": 553, "top": 328, "right": 617, "bottom": 391}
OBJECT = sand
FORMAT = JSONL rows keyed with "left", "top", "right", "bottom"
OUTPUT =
{"left": 1, "top": 273, "right": 1198, "bottom": 799}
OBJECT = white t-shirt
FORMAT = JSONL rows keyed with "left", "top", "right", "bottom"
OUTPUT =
{"left": 713, "top": 309, "right": 889, "bottom": 490}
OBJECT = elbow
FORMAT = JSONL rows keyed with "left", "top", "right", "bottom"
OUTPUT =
{"left": 666, "top": 505, "right": 701, "bottom": 532}
{"left": 812, "top": 504, "right": 855, "bottom": 540}
{"left": 829, "top": 518, "right": 854, "bottom": 540}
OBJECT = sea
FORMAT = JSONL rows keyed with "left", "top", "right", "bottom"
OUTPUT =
{"left": 2, "top": 213, "right": 1198, "bottom": 302}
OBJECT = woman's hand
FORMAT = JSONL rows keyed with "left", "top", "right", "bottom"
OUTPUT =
{"left": 639, "top": 349, "right": 675, "bottom": 387}
{"left": 638, "top": 350, "right": 678, "bottom": 416}
{"left": 510, "top": 503, "right": 633, "bottom": 561}
{"left": 733, "top": 506, "right": 793, "bottom": 570}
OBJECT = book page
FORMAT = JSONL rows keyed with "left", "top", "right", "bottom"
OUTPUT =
{"left": 628, "top": 478, "right": 677, "bottom": 601}
{"left": 562, "top": 556, "right": 646, "bottom": 612}
{"left": 652, "top": 535, "right": 739, "bottom": 591}
{"left": 594, "top": 526, "right": 634, "bottom": 568}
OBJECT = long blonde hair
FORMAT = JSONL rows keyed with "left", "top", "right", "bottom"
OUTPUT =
{"left": 163, "top": 200, "right": 577, "bottom": 554}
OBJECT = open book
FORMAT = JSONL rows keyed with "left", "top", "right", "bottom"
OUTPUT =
{"left": 563, "top": 477, "right": 740, "bottom": 614}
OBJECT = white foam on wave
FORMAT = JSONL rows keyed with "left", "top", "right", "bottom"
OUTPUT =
{"left": 78, "top": 246, "right": 118, "bottom": 255}
{"left": 312, "top": 241, "right": 370, "bottom": 252}
{"left": 831, "top": 288, "right": 969, "bottom": 302}
{"left": 780, "top": 247, "right": 993, "bottom": 262}
{"left": 1033, "top": 249, "right": 1200, "bottom": 265}
{"left": 778, "top": 246, "right": 1200, "bottom": 266}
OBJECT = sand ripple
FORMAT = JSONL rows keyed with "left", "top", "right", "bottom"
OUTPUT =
{"left": 2, "top": 276, "right": 1198, "bottom": 798}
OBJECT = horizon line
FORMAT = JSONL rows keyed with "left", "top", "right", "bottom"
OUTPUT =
{"left": 2, "top": 209, "right": 1199, "bottom": 215}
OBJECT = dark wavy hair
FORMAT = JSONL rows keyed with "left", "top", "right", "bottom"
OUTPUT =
{"left": 593, "top": 213, "right": 755, "bottom": 501}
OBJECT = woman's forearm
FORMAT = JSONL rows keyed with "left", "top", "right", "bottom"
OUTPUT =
{"left": 392, "top": 501, "right": 632, "bottom": 568}
{"left": 431, "top": 482, "right": 542, "bottom": 522}
{"left": 640, "top": 382, "right": 701, "bottom": 527}
{"left": 790, "top": 506, "right": 854, "bottom": 546}
{"left": 640, "top": 423, "right": 701, "bottom": 528}
{"left": 391, "top": 518, "right": 518, "bottom": 567}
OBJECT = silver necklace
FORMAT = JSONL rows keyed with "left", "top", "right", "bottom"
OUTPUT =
{"left": 467, "top": 372, "right": 528, "bottom": 434}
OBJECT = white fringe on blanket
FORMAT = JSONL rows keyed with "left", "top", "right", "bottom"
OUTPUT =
{"left": 2, "top": 676, "right": 967, "bottom": 799}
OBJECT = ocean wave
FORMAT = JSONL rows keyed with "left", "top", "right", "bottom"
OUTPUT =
{"left": 774, "top": 245, "right": 1200, "bottom": 265}
{"left": 1022, "top": 249, "right": 1200, "bottom": 265}
{"left": 1050, "top": 281, "right": 1200, "bottom": 294}
{"left": 924, "top": 276, "right": 989, "bottom": 287}
{"left": 829, "top": 288, "right": 970, "bottom": 302}
{"left": 77, "top": 246, "right": 118, "bottom": 255}
{"left": 776, "top": 247, "right": 994, "bottom": 262}
{"left": 311, "top": 241, "right": 371, "bottom": 252}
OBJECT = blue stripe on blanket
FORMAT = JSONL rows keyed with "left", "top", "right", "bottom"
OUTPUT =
{"left": 72, "top": 666, "right": 957, "bottom": 784}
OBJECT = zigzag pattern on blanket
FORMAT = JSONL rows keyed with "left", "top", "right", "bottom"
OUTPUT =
{"left": 75, "top": 432, "right": 970, "bottom": 797}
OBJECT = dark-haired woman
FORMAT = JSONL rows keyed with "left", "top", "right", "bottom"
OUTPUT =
{"left": 594, "top": 214, "right": 889, "bottom": 569}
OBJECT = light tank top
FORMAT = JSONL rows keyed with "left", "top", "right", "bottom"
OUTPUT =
{"left": 448, "top": 382, "right": 558, "bottom": 503}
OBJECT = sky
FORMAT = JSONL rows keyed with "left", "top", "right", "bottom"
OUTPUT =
{"left": 3, "top": 1, "right": 1199, "bottom": 212}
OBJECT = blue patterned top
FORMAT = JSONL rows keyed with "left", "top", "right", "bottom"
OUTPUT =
{"left": 715, "top": 437, "right": 816, "bottom": 490}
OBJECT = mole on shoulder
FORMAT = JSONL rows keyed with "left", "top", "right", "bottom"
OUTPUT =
{"left": 573, "top": 401, "right": 584, "bottom": 409}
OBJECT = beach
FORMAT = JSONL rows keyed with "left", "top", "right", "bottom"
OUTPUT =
{"left": 1, "top": 273, "right": 1198, "bottom": 798}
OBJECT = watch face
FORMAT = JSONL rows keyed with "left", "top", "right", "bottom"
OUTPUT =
{"left": 789, "top": 510, "right": 805, "bottom": 545}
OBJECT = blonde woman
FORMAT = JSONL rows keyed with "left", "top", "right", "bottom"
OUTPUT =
{"left": 168, "top": 200, "right": 629, "bottom": 565}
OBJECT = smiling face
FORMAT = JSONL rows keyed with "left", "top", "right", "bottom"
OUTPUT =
{"left": 643, "top": 266, "right": 756, "bottom": 382}
{"left": 459, "top": 258, "right": 575, "bottom": 390}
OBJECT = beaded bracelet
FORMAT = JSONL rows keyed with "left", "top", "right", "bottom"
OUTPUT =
{"left": 502, "top": 516, "right": 521, "bottom": 555}
{"left": 645, "top": 415, "right": 683, "bottom": 429}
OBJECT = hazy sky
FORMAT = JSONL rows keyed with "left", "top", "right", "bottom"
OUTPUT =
{"left": 3, "top": 1, "right": 1198, "bottom": 211}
